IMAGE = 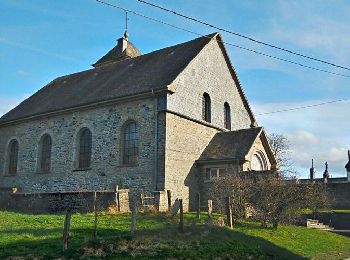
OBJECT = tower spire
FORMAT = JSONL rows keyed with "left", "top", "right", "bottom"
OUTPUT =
{"left": 309, "top": 159, "right": 315, "bottom": 181}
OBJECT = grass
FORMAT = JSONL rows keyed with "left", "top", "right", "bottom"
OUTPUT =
{"left": 0, "top": 211, "right": 349, "bottom": 259}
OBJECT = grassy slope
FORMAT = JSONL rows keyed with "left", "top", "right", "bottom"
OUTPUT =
{"left": 0, "top": 211, "right": 349, "bottom": 259}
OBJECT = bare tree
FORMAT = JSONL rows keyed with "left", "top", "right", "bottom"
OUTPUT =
{"left": 209, "top": 172, "right": 330, "bottom": 229}
{"left": 250, "top": 175, "right": 330, "bottom": 229}
{"left": 268, "top": 133, "right": 295, "bottom": 177}
{"left": 209, "top": 174, "right": 254, "bottom": 220}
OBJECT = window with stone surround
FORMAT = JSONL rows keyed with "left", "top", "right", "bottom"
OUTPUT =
{"left": 205, "top": 168, "right": 226, "bottom": 180}
{"left": 202, "top": 92, "right": 211, "bottom": 123}
{"left": 38, "top": 134, "right": 52, "bottom": 173}
{"left": 224, "top": 102, "right": 231, "bottom": 130}
{"left": 78, "top": 128, "right": 92, "bottom": 169}
{"left": 122, "top": 121, "right": 139, "bottom": 165}
{"left": 7, "top": 139, "right": 19, "bottom": 175}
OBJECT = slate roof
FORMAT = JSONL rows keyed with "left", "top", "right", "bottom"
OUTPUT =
{"left": 198, "top": 127, "right": 263, "bottom": 161}
{"left": 0, "top": 33, "right": 216, "bottom": 123}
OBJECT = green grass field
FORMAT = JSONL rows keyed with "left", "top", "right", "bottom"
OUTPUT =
{"left": 0, "top": 211, "right": 349, "bottom": 259}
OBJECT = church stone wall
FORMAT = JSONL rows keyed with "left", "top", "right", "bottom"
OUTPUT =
{"left": 164, "top": 112, "right": 219, "bottom": 211}
{"left": 168, "top": 38, "right": 252, "bottom": 131}
{"left": 0, "top": 98, "right": 159, "bottom": 194}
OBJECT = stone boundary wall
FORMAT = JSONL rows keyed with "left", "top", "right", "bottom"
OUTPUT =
{"left": 0, "top": 189, "right": 130, "bottom": 214}
{"left": 0, "top": 189, "right": 173, "bottom": 214}
{"left": 326, "top": 183, "right": 350, "bottom": 209}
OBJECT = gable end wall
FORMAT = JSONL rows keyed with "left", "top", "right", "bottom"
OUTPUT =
{"left": 167, "top": 38, "right": 252, "bottom": 130}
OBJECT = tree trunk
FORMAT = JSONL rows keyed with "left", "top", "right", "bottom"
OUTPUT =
{"left": 208, "top": 200, "right": 213, "bottom": 225}
{"left": 225, "top": 197, "right": 233, "bottom": 229}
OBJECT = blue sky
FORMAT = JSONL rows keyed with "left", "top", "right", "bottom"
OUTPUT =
{"left": 0, "top": 0, "right": 349, "bottom": 177}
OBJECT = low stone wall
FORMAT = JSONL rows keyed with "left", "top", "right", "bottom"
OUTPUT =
{"left": 0, "top": 190, "right": 130, "bottom": 214}
{"left": 0, "top": 189, "right": 172, "bottom": 214}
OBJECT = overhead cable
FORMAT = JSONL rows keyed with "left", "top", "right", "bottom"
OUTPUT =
{"left": 95, "top": 0, "right": 350, "bottom": 78}
{"left": 137, "top": 0, "right": 350, "bottom": 72}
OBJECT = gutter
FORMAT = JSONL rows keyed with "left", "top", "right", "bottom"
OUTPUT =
{"left": 0, "top": 88, "right": 173, "bottom": 128}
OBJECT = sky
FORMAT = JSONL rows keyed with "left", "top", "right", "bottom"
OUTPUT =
{"left": 0, "top": 0, "right": 349, "bottom": 178}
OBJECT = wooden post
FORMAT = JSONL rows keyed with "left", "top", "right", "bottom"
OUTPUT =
{"left": 63, "top": 210, "right": 72, "bottom": 251}
{"left": 131, "top": 196, "right": 137, "bottom": 235}
{"left": 225, "top": 197, "right": 233, "bottom": 229}
{"left": 167, "top": 190, "right": 172, "bottom": 211}
{"left": 93, "top": 192, "right": 98, "bottom": 237}
{"left": 179, "top": 198, "right": 184, "bottom": 232}
{"left": 196, "top": 193, "right": 201, "bottom": 221}
{"left": 207, "top": 200, "right": 213, "bottom": 224}
{"left": 115, "top": 185, "right": 119, "bottom": 211}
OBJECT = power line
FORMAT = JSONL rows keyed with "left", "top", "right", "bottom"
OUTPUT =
{"left": 95, "top": 0, "right": 349, "bottom": 78}
{"left": 255, "top": 98, "right": 350, "bottom": 116}
{"left": 136, "top": 0, "right": 350, "bottom": 72}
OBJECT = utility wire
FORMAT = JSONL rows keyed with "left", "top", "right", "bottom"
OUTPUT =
{"left": 137, "top": 0, "right": 350, "bottom": 72}
{"left": 255, "top": 98, "right": 350, "bottom": 116}
{"left": 95, "top": 0, "right": 349, "bottom": 78}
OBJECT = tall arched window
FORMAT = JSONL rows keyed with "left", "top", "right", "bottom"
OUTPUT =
{"left": 78, "top": 128, "right": 92, "bottom": 169}
{"left": 123, "top": 121, "right": 138, "bottom": 164}
{"left": 202, "top": 92, "right": 211, "bottom": 123}
{"left": 7, "top": 139, "right": 19, "bottom": 175}
{"left": 224, "top": 102, "right": 231, "bottom": 130}
{"left": 39, "top": 134, "right": 52, "bottom": 173}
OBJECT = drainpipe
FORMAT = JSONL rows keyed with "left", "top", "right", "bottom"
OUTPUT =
{"left": 152, "top": 89, "right": 159, "bottom": 191}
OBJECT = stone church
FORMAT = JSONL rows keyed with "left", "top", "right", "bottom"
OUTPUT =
{"left": 0, "top": 32, "right": 277, "bottom": 211}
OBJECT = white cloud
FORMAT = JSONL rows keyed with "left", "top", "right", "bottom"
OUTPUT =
{"left": 0, "top": 37, "right": 79, "bottom": 62}
{"left": 252, "top": 99, "right": 350, "bottom": 178}
{"left": 16, "top": 69, "right": 29, "bottom": 76}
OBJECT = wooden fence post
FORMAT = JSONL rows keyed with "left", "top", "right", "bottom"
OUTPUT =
{"left": 179, "top": 198, "right": 184, "bottom": 232}
{"left": 63, "top": 210, "right": 72, "bottom": 251}
{"left": 225, "top": 197, "right": 233, "bottom": 229}
{"left": 131, "top": 196, "right": 137, "bottom": 235}
{"left": 114, "top": 185, "right": 119, "bottom": 211}
{"left": 93, "top": 192, "right": 98, "bottom": 237}
{"left": 196, "top": 193, "right": 201, "bottom": 221}
{"left": 208, "top": 200, "right": 213, "bottom": 224}
{"left": 167, "top": 190, "right": 172, "bottom": 211}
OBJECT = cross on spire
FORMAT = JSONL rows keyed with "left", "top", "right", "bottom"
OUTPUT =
{"left": 124, "top": 11, "right": 129, "bottom": 40}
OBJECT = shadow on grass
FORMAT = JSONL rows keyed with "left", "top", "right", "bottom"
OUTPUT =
{"left": 0, "top": 224, "right": 305, "bottom": 259}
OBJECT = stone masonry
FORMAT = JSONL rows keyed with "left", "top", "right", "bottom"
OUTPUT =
{"left": 0, "top": 33, "right": 277, "bottom": 212}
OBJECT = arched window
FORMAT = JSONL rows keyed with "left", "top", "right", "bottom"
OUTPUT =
{"left": 78, "top": 128, "right": 92, "bottom": 169}
{"left": 251, "top": 151, "right": 268, "bottom": 171}
{"left": 123, "top": 121, "right": 138, "bottom": 164}
{"left": 224, "top": 102, "right": 231, "bottom": 130}
{"left": 39, "top": 134, "right": 52, "bottom": 173}
{"left": 202, "top": 92, "right": 211, "bottom": 123}
{"left": 7, "top": 139, "right": 19, "bottom": 175}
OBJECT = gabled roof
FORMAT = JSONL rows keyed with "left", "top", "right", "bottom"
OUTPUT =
{"left": 93, "top": 38, "right": 142, "bottom": 67}
{"left": 197, "top": 127, "right": 277, "bottom": 167}
{"left": 198, "top": 127, "right": 263, "bottom": 161}
{"left": 0, "top": 33, "right": 216, "bottom": 124}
